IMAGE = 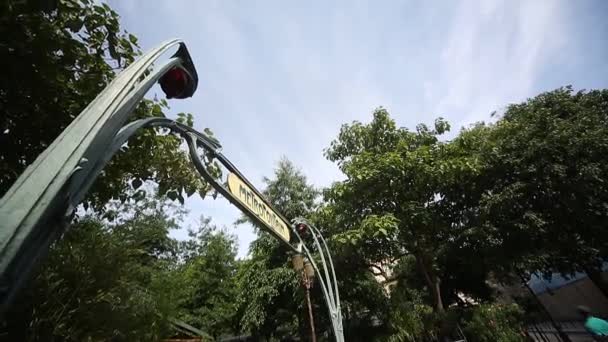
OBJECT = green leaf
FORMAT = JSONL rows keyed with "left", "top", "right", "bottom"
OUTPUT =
{"left": 132, "top": 178, "right": 143, "bottom": 189}
{"left": 128, "top": 33, "right": 138, "bottom": 45}
{"left": 67, "top": 19, "right": 83, "bottom": 32}
{"left": 167, "top": 190, "right": 178, "bottom": 201}
{"left": 185, "top": 186, "right": 195, "bottom": 197}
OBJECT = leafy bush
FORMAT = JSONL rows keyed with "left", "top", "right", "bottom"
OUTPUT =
{"left": 7, "top": 218, "right": 178, "bottom": 341}
{"left": 463, "top": 303, "right": 526, "bottom": 342}
{"left": 385, "top": 303, "right": 436, "bottom": 342}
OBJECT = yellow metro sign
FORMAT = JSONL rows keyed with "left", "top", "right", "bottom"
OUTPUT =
{"left": 227, "top": 173, "right": 291, "bottom": 243}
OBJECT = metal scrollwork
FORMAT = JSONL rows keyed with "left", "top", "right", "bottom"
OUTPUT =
{"left": 0, "top": 39, "right": 343, "bottom": 342}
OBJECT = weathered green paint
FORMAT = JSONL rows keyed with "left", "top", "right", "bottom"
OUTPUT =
{"left": 0, "top": 39, "right": 343, "bottom": 342}
{"left": 0, "top": 39, "right": 196, "bottom": 313}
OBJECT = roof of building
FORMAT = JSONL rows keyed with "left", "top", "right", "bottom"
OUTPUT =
{"left": 528, "top": 263, "right": 607, "bottom": 295}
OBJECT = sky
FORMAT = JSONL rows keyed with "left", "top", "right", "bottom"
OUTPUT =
{"left": 108, "top": 0, "right": 608, "bottom": 258}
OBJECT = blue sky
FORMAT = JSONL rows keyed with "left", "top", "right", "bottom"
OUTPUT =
{"left": 108, "top": 0, "right": 608, "bottom": 258}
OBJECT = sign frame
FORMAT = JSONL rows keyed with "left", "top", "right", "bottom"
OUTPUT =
{"left": 227, "top": 173, "right": 291, "bottom": 244}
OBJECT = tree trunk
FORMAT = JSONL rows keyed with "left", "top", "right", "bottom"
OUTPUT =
{"left": 416, "top": 253, "right": 445, "bottom": 313}
{"left": 584, "top": 266, "right": 608, "bottom": 300}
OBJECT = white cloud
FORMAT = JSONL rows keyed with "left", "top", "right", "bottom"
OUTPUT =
{"left": 108, "top": 0, "right": 604, "bottom": 257}
{"left": 432, "top": 0, "right": 569, "bottom": 131}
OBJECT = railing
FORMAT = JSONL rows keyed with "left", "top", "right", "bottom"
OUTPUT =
{"left": 527, "top": 321, "right": 596, "bottom": 342}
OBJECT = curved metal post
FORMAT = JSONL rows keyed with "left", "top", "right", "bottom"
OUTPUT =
{"left": 0, "top": 37, "right": 345, "bottom": 342}
{"left": 292, "top": 218, "right": 344, "bottom": 342}
{"left": 308, "top": 223, "right": 343, "bottom": 337}
{"left": 291, "top": 228, "right": 335, "bottom": 318}
{"left": 0, "top": 39, "right": 195, "bottom": 313}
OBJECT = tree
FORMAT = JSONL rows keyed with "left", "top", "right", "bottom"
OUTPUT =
{"left": 473, "top": 87, "right": 608, "bottom": 294}
{"left": 0, "top": 0, "right": 212, "bottom": 211}
{"left": 262, "top": 157, "right": 319, "bottom": 220}
{"left": 175, "top": 217, "right": 240, "bottom": 339}
{"left": 4, "top": 198, "right": 183, "bottom": 341}
{"left": 383, "top": 279, "right": 437, "bottom": 342}
{"left": 235, "top": 242, "right": 302, "bottom": 340}
{"left": 324, "top": 108, "right": 482, "bottom": 313}
{"left": 329, "top": 250, "right": 390, "bottom": 341}
{"left": 462, "top": 303, "right": 526, "bottom": 342}
{"left": 234, "top": 158, "right": 318, "bottom": 339}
